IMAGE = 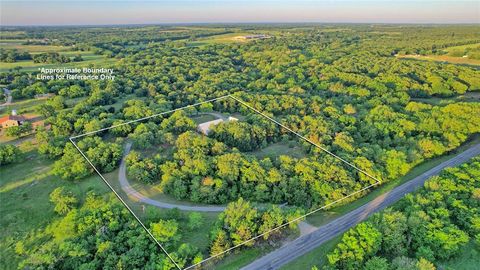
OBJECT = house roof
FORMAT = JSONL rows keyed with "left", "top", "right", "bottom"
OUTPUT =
{"left": 197, "top": 119, "right": 224, "bottom": 134}
{"left": 0, "top": 114, "right": 26, "bottom": 124}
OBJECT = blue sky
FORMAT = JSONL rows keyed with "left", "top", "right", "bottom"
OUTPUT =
{"left": 1, "top": 1, "right": 479, "bottom": 25}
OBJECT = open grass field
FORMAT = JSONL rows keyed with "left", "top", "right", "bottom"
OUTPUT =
{"left": 0, "top": 40, "right": 116, "bottom": 72}
{"left": 397, "top": 42, "right": 480, "bottom": 67}
{"left": 0, "top": 55, "right": 116, "bottom": 73}
{"left": 0, "top": 41, "right": 71, "bottom": 53}
{"left": 186, "top": 32, "right": 271, "bottom": 47}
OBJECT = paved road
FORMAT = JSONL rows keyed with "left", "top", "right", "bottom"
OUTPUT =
{"left": 119, "top": 143, "right": 226, "bottom": 212}
{"left": 242, "top": 143, "right": 480, "bottom": 270}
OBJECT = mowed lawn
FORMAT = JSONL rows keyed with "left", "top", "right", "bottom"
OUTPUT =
{"left": 250, "top": 140, "right": 306, "bottom": 159}
{"left": 0, "top": 142, "right": 109, "bottom": 269}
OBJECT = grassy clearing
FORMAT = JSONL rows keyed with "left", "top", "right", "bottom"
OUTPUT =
{"left": 213, "top": 247, "right": 268, "bottom": 270}
{"left": 0, "top": 98, "right": 47, "bottom": 116}
{"left": 180, "top": 212, "right": 219, "bottom": 252}
{"left": 444, "top": 43, "right": 480, "bottom": 52}
{"left": 397, "top": 54, "right": 480, "bottom": 66}
{"left": 0, "top": 141, "right": 109, "bottom": 269}
{"left": 0, "top": 43, "right": 70, "bottom": 53}
{"left": 411, "top": 91, "right": 480, "bottom": 106}
{"left": 104, "top": 93, "right": 144, "bottom": 112}
{"left": 306, "top": 134, "right": 480, "bottom": 227}
{"left": 397, "top": 42, "right": 480, "bottom": 66}
{"left": 250, "top": 140, "right": 306, "bottom": 159}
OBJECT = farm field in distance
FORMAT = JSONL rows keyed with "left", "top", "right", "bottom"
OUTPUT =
{"left": 396, "top": 42, "right": 480, "bottom": 67}
{"left": 0, "top": 40, "right": 113, "bottom": 72}
{"left": 1, "top": 22, "right": 480, "bottom": 270}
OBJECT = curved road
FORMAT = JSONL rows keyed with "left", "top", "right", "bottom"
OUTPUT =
{"left": 119, "top": 143, "right": 226, "bottom": 212}
{"left": 242, "top": 143, "right": 480, "bottom": 270}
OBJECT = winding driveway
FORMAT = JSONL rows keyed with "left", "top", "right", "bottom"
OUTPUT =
{"left": 119, "top": 142, "right": 226, "bottom": 212}
{"left": 242, "top": 142, "right": 480, "bottom": 270}
{"left": 199, "top": 111, "right": 227, "bottom": 121}
{"left": 0, "top": 88, "right": 12, "bottom": 107}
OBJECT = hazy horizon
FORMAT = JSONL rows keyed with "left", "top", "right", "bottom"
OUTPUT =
{"left": 1, "top": 0, "right": 479, "bottom": 26}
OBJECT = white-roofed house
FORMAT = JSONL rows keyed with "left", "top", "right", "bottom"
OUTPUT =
{"left": 197, "top": 119, "right": 224, "bottom": 135}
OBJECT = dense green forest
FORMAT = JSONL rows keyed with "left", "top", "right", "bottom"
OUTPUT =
{"left": 1, "top": 24, "right": 479, "bottom": 269}
{"left": 323, "top": 157, "right": 480, "bottom": 270}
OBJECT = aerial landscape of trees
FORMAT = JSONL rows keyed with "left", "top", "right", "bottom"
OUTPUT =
{"left": 1, "top": 24, "right": 479, "bottom": 269}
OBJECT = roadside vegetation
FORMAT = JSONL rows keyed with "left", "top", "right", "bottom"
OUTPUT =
{"left": 321, "top": 157, "right": 480, "bottom": 270}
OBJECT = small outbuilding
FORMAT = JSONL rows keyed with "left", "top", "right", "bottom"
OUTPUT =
{"left": 0, "top": 110, "right": 26, "bottom": 129}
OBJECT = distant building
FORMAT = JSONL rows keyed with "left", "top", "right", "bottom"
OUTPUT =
{"left": 197, "top": 119, "right": 224, "bottom": 135}
{"left": 0, "top": 110, "right": 44, "bottom": 130}
{"left": 234, "top": 34, "right": 271, "bottom": 40}
{"left": 0, "top": 110, "right": 26, "bottom": 128}
{"left": 245, "top": 34, "right": 271, "bottom": 39}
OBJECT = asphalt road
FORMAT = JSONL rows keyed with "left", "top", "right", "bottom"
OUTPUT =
{"left": 241, "top": 142, "right": 480, "bottom": 270}
{"left": 118, "top": 142, "right": 226, "bottom": 212}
